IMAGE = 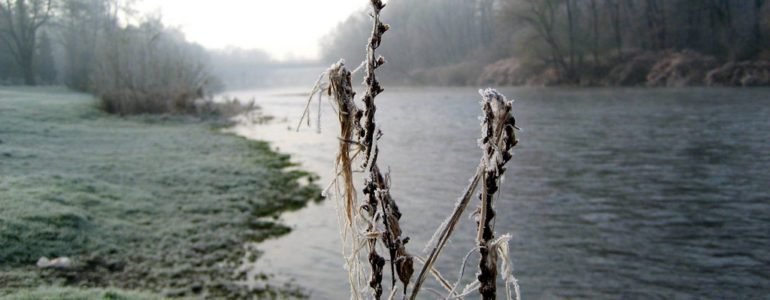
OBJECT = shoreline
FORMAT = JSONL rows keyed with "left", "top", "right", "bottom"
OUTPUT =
{"left": 0, "top": 86, "right": 320, "bottom": 299}
{"left": 476, "top": 52, "right": 770, "bottom": 88}
{"left": 221, "top": 87, "right": 352, "bottom": 299}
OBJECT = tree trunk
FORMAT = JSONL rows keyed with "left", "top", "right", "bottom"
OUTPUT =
{"left": 607, "top": 0, "right": 623, "bottom": 58}
{"left": 753, "top": 0, "right": 765, "bottom": 57}
{"left": 659, "top": 0, "right": 667, "bottom": 49}
{"left": 590, "top": 0, "right": 599, "bottom": 64}
{"left": 21, "top": 54, "right": 35, "bottom": 85}
{"left": 566, "top": 0, "right": 576, "bottom": 81}
{"left": 685, "top": 0, "right": 701, "bottom": 50}
{"left": 20, "top": 36, "right": 37, "bottom": 85}
{"left": 0, "top": 0, "right": 51, "bottom": 86}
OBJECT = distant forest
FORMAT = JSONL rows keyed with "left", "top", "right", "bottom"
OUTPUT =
{"left": 0, "top": 0, "right": 292, "bottom": 114}
{"left": 323, "top": 0, "right": 770, "bottom": 86}
{"left": 0, "top": 0, "right": 222, "bottom": 100}
{"left": 3, "top": 0, "right": 768, "bottom": 88}
{"left": 0, "top": 0, "right": 322, "bottom": 91}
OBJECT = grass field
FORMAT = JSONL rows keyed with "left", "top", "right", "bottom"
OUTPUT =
{"left": 0, "top": 87, "right": 319, "bottom": 299}
{"left": 0, "top": 287, "right": 164, "bottom": 300}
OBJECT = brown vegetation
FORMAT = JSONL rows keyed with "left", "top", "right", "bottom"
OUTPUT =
{"left": 646, "top": 51, "right": 719, "bottom": 87}
{"left": 706, "top": 61, "right": 770, "bottom": 87}
{"left": 605, "top": 51, "right": 661, "bottom": 86}
{"left": 479, "top": 58, "right": 566, "bottom": 86}
{"left": 480, "top": 50, "right": 770, "bottom": 87}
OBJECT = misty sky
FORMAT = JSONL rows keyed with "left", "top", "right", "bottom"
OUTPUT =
{"left": 138, "top": 0, "right": 369, "bottom": 60}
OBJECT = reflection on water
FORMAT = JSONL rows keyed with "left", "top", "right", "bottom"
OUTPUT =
{"left": 227, "top": 87, "right": 770, "bottom": 299}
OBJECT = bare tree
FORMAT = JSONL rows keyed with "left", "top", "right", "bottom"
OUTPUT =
{"left": 589, "top": 0, "right": 600, "bottom": 63}
{"left": 506, "top": 0, "right": 567, "bottom": 70}
{"left": 642, "top": 0, "right": 666, "bottom": 50}
{"left": 565, "top": 0, "right": 576, "bottom": 77}
{"left": 752, "top": 0, "right": 765, "bottom": 56}
{"left": 0, "top": 0, "right": 53, "bottom": 85}
{"left": 605, "top": 0, "right": 623, "bottom": 57}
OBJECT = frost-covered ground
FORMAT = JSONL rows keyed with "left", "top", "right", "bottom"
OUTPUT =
{"left": 0, "top": 87, "right": 319, "bottom": 299}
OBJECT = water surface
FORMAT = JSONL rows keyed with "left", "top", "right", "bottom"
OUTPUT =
{"left": 228, "top": 87, "right": 770, "bottom": 299}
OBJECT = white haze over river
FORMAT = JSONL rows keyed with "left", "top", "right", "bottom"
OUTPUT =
{"left": 224, "top": 86, "right": 770, "bottom": 299}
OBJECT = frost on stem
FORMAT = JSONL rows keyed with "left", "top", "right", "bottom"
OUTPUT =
{"left": 359, "top": 0, "right": 389, "bottom": 169}
{"left": 476, "top": 88, "right": 518, "bottom": 300}
{"left": 328, "top": 61, "right": 362, "bottom": 226}
{"left": 317, "top": 2, "right": 522, "bottom": 298}
{"left": 357, "top": 0, "right": 413, "bottom": 298}
{"left": 318, "top": 1, "right": 413, "bottom": 299}
{"left": 410, "top": 88, "right": 519, "bottom": 300}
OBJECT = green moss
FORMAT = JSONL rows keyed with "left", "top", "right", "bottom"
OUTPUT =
{"left": 0, "top": 87, "right": 320, "bottom": 298}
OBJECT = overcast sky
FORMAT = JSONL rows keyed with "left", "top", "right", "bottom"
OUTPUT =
{"left": 137, "top": 0, "right": 369, "bottom": 60}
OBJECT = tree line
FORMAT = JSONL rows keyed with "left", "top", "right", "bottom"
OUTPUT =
{"left": 0, "top": 0, "right": 54, "bottom": 85}
{"left": 322, "top": 0, "right": 769, "bottom": 85}
{"left": 1, "top": 0, "right": 219, "bottom": 114}
{"left": 3, "top": 0, "right": 767, "bottom": 90}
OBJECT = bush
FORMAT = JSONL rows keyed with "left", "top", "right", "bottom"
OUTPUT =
{"left": 98, "top": 89, "right": 205, "bottom": 115}
{"left": 89, "top": 19, "right": 221, "bottom": 115}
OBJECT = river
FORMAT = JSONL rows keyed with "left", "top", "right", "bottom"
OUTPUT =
{"left": 225, "top": 86, "right": 770, "bottom": 299}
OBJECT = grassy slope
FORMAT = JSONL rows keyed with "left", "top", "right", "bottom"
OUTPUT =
{"left": 0, "top": 87, "right": 319, "bottom": 299}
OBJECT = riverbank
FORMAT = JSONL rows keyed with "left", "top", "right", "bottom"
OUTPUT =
{"left": 408, "top": 50, "right": 770, "bottom": 87}
{"left": 477, "top": 50, "right": 770, "bottom": 87}
{"left": 0, "top": 87, "right": 320, "bottom": 299}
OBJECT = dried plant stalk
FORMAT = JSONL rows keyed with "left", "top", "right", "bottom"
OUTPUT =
{"left": 476, "top": 88, "right": 518, "bottom": 299}
{"left": 409, "top": 168, "right": 480, "bottom": 299}
{"left": 302, "top": 1, "right": 522, "bottom": 299}
{"left": 328, "top": 62, "right": 362, "bottom": 226}
{"left": 314, "top": 1, "right": 413, "bottom": 299}
{"left": 410, "top": 89, "right": 518, "bottom": 300}
{"left": 356, "top": 1, "right": 413, "bottom": 298}
{"left": 369, "top": 162, "right": 413, "bottom": 294}
{"left": 326, "top": 61, "right": 369, "bottom": 299}
{"left": 359, "top": 0, "right": 388, "bottom": 169}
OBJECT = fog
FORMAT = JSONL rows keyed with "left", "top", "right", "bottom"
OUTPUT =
{"left": 136, "top": 0, "right": 367, "bottom": 60}
{"left": 2, "top": 0, "right": 769, "bottom": 90}
{"left": 2, "top": 1, "right": 770, "bottom": 299}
